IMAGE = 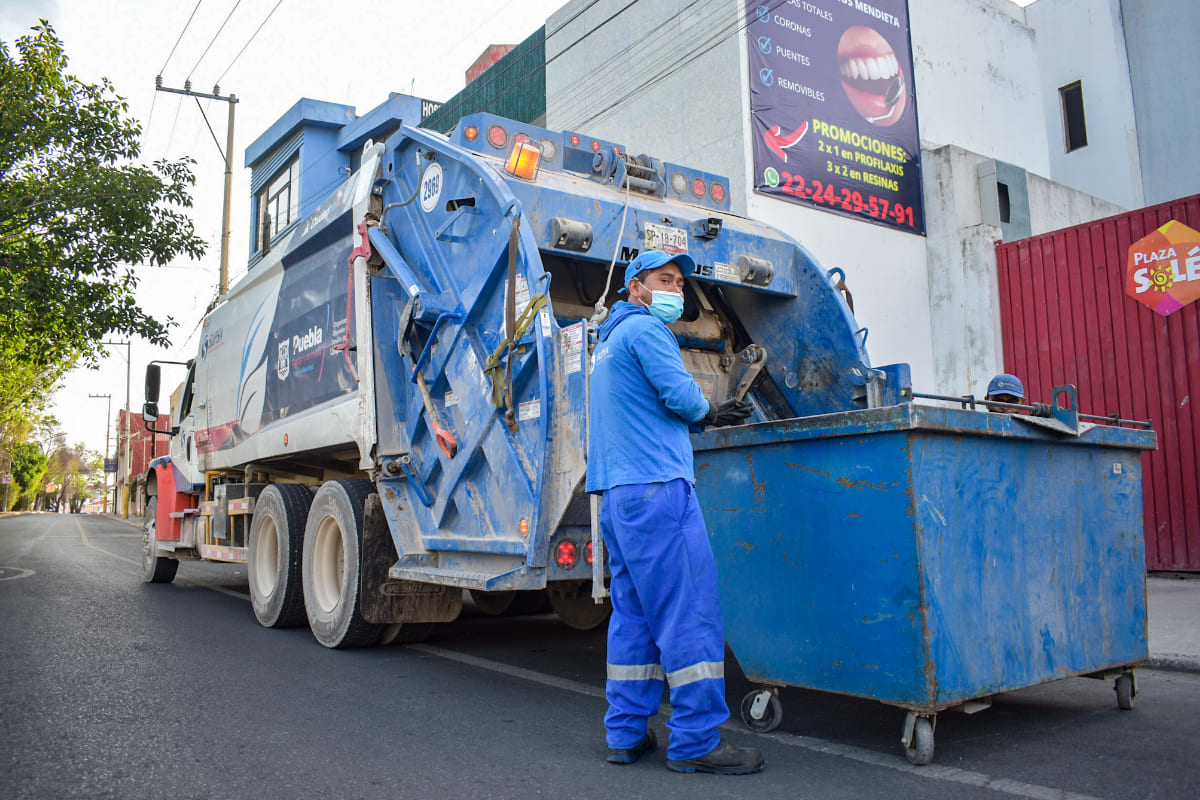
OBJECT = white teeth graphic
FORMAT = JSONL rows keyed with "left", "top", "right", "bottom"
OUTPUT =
{"left": 839, "top": 54, "right": 899, "bottom": 81}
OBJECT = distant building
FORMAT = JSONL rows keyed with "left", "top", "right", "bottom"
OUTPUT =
{"left": 116, "top": 409, "right": 169, "bottom": 517}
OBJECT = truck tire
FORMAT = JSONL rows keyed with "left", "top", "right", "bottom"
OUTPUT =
{"left": 549, "top": 581, "right": 611, "bottom": 630}
{"left": 302, "top": 479, "right": 382, "bottom": 648}
{"left": 141, "top": 498, "right": 179, "bottom": 584}
{"left": 248, "top": 483, "right": 312, "bottom": 628}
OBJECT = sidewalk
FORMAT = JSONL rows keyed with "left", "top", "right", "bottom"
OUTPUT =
{"left": 1147, "top": 573, "right": 1200, "bottom": 673}
{"left": 105, "top": 511, "right": 1198, "bottom": 672}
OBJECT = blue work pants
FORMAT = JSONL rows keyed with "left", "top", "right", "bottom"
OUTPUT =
{"left": 601, "top": 479, "right": 729, "bottom": 761}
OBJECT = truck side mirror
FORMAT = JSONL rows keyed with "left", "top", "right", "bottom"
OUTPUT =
{"left": 142, "top": 401, "right": 159, "bottom": 424}
{"left": 145, "top": 364, "right": 161, "bottom": 402}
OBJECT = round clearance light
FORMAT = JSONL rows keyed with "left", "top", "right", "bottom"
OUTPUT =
{"left": 692, "top": 177, "right": 707, "bottom": 198}
{"left": 464, "top": 125, "right": 479, "bottom": 142}
{"left": 555, "top": 540, "right": 579, "bottom": 569}
{"left": 569, "top": 134, "right": 581, "bottom": 146}
{"left": 711, "top": 183, "right": 726, "bottom": 203}
{"left": 488, "top": 125, "right": 508, "bottom": 149}
{"left": 585, "top": 541, "right": 594, "bottom": 565}
{"left": 591, "top": 140, "right": 601, "bottom": 151}
{"left": 538, "top": 137, "right": 558, "bottom": 161}
{"left": 671, "top": 172, "right": 688, "bottom": 195}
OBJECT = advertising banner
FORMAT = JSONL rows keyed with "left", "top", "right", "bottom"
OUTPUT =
{"left": 746, "top": 0, "right": 924, "bottom": 235}
{"left": 1126, "top": 220, "right": 1200, "bottom": 316}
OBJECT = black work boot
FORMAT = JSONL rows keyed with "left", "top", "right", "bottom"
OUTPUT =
{"left": 607, "top": 729, "right": 658, "bottom": 765}
{"left": 666, "top": 739, "right": 764, "bottom": 775}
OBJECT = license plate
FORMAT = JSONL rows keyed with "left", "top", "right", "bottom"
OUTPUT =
{"left": 644, "top": 222, "right": 689, "bottom": 254}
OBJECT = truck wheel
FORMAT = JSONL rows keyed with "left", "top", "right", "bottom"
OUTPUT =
{"left": 469, "top": 589, "right": 516, "bottom": 616}
{"left": 549, "top": 582, "right": 611, "bottom": 630}
{"left": 302, "top": 479, "right": 382, "bottom": 648}
{"left": 248, "top": 484, "right": 312, "bottom": 628}
{"left": 141, "top": 498, "right": 178, "bottom": 584}
{"left": 378, "top": 622, "right": 435, "bottom": 645}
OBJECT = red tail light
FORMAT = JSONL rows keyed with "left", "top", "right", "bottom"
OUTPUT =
{"left": 555, "top": 540, "right": 578, "bottom": 568}
{"left": 585, "top": 541, "right": 594, "bottom": 565}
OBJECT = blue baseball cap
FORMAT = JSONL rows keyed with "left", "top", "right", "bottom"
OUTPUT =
{"left": 987, "top": 373, "right": 1024, "bottom": 399}
{"left": 617, "top": 250, "right": 696, "bottom": 293}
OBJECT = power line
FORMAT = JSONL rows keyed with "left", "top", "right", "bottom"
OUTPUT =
{"left": 188, "top": 0, "right": 244, "bottom": 81}
{"left": 150, "top": 0, "right": 206, "bottom": 129}
{"left": 160, "top": 0, "right": 206, "bottom": 75}
{"left": 214, "top": 0, "right": 287, "bottom": 87}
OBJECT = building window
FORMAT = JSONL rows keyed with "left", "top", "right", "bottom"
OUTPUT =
{"left": 256, "top": 155, "right": 300, "bottom": 251}
{"left": 1059, "top": 81, "right": 1088, "bottom": 152}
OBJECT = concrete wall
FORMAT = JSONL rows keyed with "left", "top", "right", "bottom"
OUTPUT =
{"left": 545, "top": 0, "right": 748, "bottom": 212}
{"left": 1120, "top": 0, "right": 1200, "bottom": 205}
{"left": 1024, "top": 0, "right": 1143, "bottom": 209}
{"left": 909, "top": 0, "right": 1050, "bottom": 176}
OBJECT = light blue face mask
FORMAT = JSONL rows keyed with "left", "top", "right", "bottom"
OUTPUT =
{"left": 636, "top": 280, "right": 684, "bottom": 324}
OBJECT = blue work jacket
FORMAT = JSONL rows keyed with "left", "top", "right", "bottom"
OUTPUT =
{"left": 586, "top": 302, "right": 709, "bottom": 493}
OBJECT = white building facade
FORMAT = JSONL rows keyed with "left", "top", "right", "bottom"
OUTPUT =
{"left": 542, "top": 0, "right": 1195, "bottom": 398}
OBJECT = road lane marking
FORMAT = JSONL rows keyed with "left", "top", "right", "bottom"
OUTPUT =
{"left": 76, "top": 520, "right": 140, "bottom": 567}
{"left": 186, "top": 582, "right": 251, "bottom": 601}
{"left": 408, "top": 643, "right": 607, "bottom": 700}
{"left": 75, "top": 519, "right": 251, "bottom": 602}
{"left": 0, "top": 566, "right": 36, "bottom": 581}
{"left": 407, "top": 643, "right": 1106, "bottom": 800}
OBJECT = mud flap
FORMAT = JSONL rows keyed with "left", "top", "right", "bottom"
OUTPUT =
{"left": 359, "top": 493, "right": 462, "bottom": 624}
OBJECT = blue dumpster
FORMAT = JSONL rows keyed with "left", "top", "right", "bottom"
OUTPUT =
{"left": 693, "top": 399, "right": 1155, "bottom": 764}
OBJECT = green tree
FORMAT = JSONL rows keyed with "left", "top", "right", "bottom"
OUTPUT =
{"left": 42, "top": 441, "right": 99, "bottom": 513}
{"left": 0, "top": 21, "right": 206, "bottom": 428}
{"left": 7, "top": 440, "right": 47, "bottom": 511}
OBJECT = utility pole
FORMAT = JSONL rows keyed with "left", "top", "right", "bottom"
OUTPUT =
{"left": 102, "top": 341, "right": 131, "bottom": 517}
{"left": 155, "top": 78, "right": 237, "bottom": 297}
{"left": 88, "top": 393, "right": 112, "bottom": 514}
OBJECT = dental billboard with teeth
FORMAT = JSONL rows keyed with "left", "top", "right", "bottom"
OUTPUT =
{"left": 746, "top": 0, "right": 924, "bottom": 235}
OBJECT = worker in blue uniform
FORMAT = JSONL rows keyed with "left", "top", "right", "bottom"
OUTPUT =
{"left": 587, "top": 250, "right": 764, "bottom": 775}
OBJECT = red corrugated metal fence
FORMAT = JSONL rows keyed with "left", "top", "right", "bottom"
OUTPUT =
{"left": 995, "top": 194, "right": 1200, "bottom": 572}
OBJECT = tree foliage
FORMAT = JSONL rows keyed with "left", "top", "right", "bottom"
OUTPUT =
{"left": 0, "top": 21, "right": 206, "bottom": 427}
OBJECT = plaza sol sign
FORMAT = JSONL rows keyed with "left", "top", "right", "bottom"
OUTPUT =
{"left": 1126, "top": 220, "right": 1200, "bottom": 316}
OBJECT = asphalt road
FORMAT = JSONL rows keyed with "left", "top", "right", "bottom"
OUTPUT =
{"left": 2, "top": 513, "right": 1197, "bottom": 800}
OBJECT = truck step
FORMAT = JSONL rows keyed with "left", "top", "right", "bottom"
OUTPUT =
{"left": 419, "top": 536, "right": 528, "bottom": 556}
{"left": 388, "top": 564, "right": 523, "bottom": 591}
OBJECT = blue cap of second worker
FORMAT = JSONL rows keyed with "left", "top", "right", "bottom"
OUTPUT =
{"left": 617, "top": 250, "right": 696, "bottom": 293}
{"left": 987, "top": 373, "right": 1024, "bottom": 398}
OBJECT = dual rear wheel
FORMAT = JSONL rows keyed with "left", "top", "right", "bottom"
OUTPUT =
{"left": 248, "top": 479, "right": 431, "bottom": 648}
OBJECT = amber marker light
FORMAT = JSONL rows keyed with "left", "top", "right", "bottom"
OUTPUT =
{"left": 519, "top": 518, "right": 530, "bottom": 537}
{"left": 504, "top": 137, "right": 542, "bottom": 180}
{"left": 464, "top": 125, "right": 479, "bottom": 142}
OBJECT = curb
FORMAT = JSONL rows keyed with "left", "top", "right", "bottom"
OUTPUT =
{"left": 1147, "top": 655, "right": 1200, "bottom": 675}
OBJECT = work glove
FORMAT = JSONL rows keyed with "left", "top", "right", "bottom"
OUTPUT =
{"left": 702, "top": 397, "right": 754, "bottom": 428}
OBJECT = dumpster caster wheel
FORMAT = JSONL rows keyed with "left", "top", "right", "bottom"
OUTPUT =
{"left": 902, "top": 713, "right": 935, "bottom": 766}
{"left": 1115, "top": 671, "right": 1136, "bottom": 710}
{"left": 740, "top": 688, "right": 782, "bottom": 732}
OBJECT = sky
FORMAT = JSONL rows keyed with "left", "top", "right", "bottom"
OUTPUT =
{"left": 1, "top": 0, "right": 567, "bottom": 458}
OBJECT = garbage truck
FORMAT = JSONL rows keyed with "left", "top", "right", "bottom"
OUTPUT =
{"left": 141, "top": 105, "right": 1155, "bottom": 764}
